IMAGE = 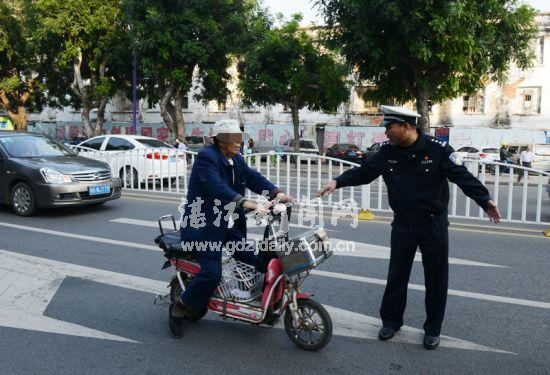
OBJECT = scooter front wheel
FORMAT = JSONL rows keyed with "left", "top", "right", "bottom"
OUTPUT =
{"left": 284, "top": 299, "right": 332, "bottom": 351}
{"left": 170, "top": 276, "right": 208, "bottom": 322}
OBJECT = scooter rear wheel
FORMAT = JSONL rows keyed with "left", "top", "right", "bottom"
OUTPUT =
{"left": 284, "top": 299, "right": 332, "bottom": 351}
{"left": 170, "top": 276, "right": 208, "bottom": 322}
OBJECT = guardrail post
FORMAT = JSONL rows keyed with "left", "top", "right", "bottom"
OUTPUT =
{"left": 358, "top": 184, "right": 374, "bottom": 221}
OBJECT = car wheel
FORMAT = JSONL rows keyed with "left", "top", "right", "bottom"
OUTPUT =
{"left": 120, "top": 166, "right": 139, "bottom": 188}
{"left": 11, "top": 182, "right": 37, "bottom": 217}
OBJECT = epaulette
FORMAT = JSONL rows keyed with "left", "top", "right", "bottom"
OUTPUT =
{"left": 428, "top": 137, "right": 447, "bottom": 147}
{"left": 380, "top": 141, "right": 390, "bottom": 147}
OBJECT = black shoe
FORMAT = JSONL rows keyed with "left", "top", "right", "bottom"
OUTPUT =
{"left": 168, "top": 303, "right": 184, "bottom": 338}
{"left": 423, "top": 334, "right": 440, "bottom": 350}
{"left": 378, "top": 327, "right": 399, "bottom": 341}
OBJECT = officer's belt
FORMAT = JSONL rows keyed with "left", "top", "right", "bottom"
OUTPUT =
{"left": 392, "top": 211, "right": 448, "bottom": 225}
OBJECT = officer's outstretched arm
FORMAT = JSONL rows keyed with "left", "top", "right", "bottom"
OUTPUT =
{"left": 334, "top": 156, "right": 383, "bottom": 189}
{"left": 316, "top": 154, "right": 383, "bottom": 197}
{"left": 441, "top": 145, "right": 492, "bottom": 210}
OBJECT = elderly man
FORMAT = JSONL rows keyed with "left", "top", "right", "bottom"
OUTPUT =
{"left": 169, "top": 119, "right": 293, "bottom": 338}
{"left": 317, "top": 105, "right": 501, "bottom": 349}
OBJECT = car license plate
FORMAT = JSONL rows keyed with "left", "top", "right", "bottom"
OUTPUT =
{"left": 348, "top": 152, "right": 356, "bottom": 157}
{"left": 89, "top": 185, "right": 110, "bottom": 196}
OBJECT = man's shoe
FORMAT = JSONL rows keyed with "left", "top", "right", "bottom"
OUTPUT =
{"left": 423, "top": 334, "right": 440, "bottom": 350}
{"left": 168, "top": 303, "right": 184, "bottom": 338}
{"left": 378, "top": 327, "right": 399, "bottom": 341}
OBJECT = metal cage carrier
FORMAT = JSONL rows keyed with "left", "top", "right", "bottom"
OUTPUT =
{"left": 217, "top": 258, "right": 265, "bottom": 302}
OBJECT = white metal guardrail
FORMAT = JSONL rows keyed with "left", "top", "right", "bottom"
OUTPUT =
{"left": 71, "top": 146, "right": 550, "bottom": 225}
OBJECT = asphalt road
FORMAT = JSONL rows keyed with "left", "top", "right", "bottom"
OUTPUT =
{"left": 0, "top": 192, "right": 549, "bottom": 374}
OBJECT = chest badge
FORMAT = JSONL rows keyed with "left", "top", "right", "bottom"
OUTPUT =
{"left": 388, "top": 159, "right": 398, "bottom": 164}
{"left": 421, "top": 155, "right": 433, "bottom": 165}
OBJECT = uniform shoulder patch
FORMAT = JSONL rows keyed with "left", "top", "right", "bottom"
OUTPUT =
{"left": 449, "top": 152, "right": 463, "bottom": 165}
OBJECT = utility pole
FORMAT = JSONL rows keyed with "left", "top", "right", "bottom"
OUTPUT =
{"left": 124, "top": 3, "right": 137, "bottom": 134}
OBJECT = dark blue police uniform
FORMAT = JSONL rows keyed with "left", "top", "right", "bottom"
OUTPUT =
{"left": 179, "top": 144, "right": 279, "bottom": 310}
{"left": 335, "top": 129, "right": 491, "bottom": 336}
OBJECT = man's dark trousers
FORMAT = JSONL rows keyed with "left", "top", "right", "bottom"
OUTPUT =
{"left": 380, "top": 217, "right": 449, "bottom": 337}
{"left": 181, "top": 228, "right": 257, "bottom": 310}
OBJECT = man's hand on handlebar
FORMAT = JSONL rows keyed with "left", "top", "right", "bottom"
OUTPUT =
{"left": 242, "top": 200, "right": 268, "bottom": 218}
{"left": 275, "top": 192, "right": 295, "bottom": 204}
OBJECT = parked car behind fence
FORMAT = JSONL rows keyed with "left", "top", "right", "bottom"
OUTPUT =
{"left": 325, "top": 143, "right": 364, "bottom": 162}
{"left": 74, "top": 135, "right": 186, "bottom": 188}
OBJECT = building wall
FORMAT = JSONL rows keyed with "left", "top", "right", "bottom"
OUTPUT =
{"left": 27, "top": 13, "right": 550, "bottom": 134}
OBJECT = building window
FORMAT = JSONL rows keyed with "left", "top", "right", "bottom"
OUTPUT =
{"left": 534, "top": 37, "right": 544, "bottom": 65}
{"left": 217, "top": 101, "right": 226, "bottom": 111}
{"left": 516, "top": 87, "right": 541, "bottom": 115}
{"left": 462, "top": 91, "right": 485, "bottom": 114}
{"left": 182, "top": 94, "right": 189, "bottom": 110}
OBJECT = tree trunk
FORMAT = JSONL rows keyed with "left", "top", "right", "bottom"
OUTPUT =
{"left": 159, "top": 83, "right": 177, "bottom": 136}
{"left": 71, "top": 49, "right": 93, "bottom": 137}
{"left": 174, "top": 89, "right": 185, "bottom": 140}
{"left": 95, "top": 98, "right": 108, "bottom": 136}
{"left": 1, "top": 79, "right": 35, "bottom": 131}
{"left": 290, "top": 105, "right": 300, "bottom": 154}
{"left": 81, "top": 105, "right": 94, "bottom": 138}
{"left": 11, "top": 106, "right": 27, "bottom": 131}
{"left": 415, "top": 91, "right": 430, "bottom": 133}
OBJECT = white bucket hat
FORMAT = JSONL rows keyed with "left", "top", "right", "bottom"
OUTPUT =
{"left": 210, "top": 119, "right": 249, "bottom": 140}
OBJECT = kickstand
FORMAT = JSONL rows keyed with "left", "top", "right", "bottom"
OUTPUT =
{"left": 154, "top": 294, "right": 171, "bottom": 306}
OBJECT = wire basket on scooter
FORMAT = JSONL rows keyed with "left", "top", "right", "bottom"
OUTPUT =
{"left": 218, "top": 258, "right": 264, "bottom": 303}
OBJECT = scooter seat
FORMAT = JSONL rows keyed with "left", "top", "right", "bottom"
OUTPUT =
{"left": 154, "top": 231, "right": 198, "bottom": 262}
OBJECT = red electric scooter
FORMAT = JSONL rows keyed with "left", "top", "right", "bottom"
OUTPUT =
{"left": 154, "top": 203, "right": 333, "bottom": 351}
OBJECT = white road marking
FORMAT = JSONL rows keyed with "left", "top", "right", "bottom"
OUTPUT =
{"left": 0, "top": 220, "right": 542, "bottom": 309}
{"left": 312, "top": 270, "right": 550, "bottom": 310}
{"left": 110, "top": 218, "right": 504, "bottom": 268}
{"left": 319, "top": 305, "right": 513, "bottom": 354}
{"left": 0, "top": 249, "right": 166, "bottom": 342}
{"left": 0, "top": 221, "right": 160, "bottom": 252}
{"left": 0, "top": 249, "right": 510, "bottom": 353}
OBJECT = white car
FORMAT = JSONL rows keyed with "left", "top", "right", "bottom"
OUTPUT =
{"left": 73, "top": 135, "right": 187, "bottom": 188}
{"left": 282, "top": 138, "right": 319, "bottom": 154}
{"left": 456, "top": 146, "right": 500, "bottom": 162}
{"left": 456, "top": 146, "right": 501, "bottom": 175}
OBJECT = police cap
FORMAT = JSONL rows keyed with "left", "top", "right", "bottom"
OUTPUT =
{"left": 380, "top": 105, "right": 421, "bottom": 127}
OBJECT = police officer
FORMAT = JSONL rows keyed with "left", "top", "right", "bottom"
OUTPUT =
{"left": 317, "top": 105, "right": 501, "bottom": 350}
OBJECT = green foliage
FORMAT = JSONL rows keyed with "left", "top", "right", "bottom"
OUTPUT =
{"left": 0, "top": 0, "right": 45, "bottom": 124}
{"left": 238, "top": 14, "right": 350, "bottom": 113}
{"left": 317, "top": 0, "right": 538, "bottom": 108}
{"left": 33, "top": 0, "right": 131, "bottom": 106}
{"left": 126, "top": 0, "right": 260, "bottom": 105}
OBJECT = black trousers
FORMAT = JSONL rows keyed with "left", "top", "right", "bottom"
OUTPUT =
{"left": 380, "top": 220, "right": 449, "bottom": 336}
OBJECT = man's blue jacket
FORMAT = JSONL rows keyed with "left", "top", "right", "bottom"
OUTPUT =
{"left": 180, "top": 144, "right": 279, "bottom": 244}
